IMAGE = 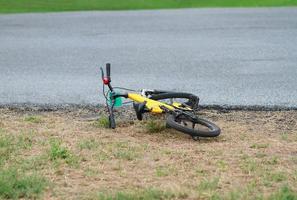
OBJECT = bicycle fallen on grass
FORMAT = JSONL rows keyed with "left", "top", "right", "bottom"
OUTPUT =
{"left": 100, "top": 63, "right": 220, "bottom": 140}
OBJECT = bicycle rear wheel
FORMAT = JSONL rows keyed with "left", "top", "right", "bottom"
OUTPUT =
{"left": 150, "top": 92, "right": 199, "bottom": 110}
{"left": 166, "top": 114, "right": 220, "bottom": 137}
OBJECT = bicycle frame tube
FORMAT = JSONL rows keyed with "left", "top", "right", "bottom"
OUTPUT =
{"left": 112, "top": 92, "right": 192, "bottom": 113}
{"left": 127, "top": 93, "right": 176, "bottom": 113}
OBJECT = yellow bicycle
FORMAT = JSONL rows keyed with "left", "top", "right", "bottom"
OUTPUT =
{"left": 100, "top": 63, "right": 220, "bottom": 140}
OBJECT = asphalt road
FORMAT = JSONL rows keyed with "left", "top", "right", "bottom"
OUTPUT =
{"left": 0, "top": 8, "right": 297, "bottom": 107}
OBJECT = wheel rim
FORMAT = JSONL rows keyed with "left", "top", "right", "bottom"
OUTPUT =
{"left": 175, "top": 115, "right": 215, "bottom": 132}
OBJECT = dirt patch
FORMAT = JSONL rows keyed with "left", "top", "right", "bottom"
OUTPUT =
{"left": 0, "top": 108, "right": 296, "bottom": 199}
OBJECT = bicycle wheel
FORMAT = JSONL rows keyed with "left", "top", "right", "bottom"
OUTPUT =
{"left": 166, "top": 114, "right": 220, "bottom": 137}
{"left": 150, "top": 92, "right": 199, "bottom": 110}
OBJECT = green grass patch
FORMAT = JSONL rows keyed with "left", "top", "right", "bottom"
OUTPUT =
{"left": 280, "top": 132, "right": 289, "bottom": 141}
{"left": 113, "top": 149, "right": 137, "bottom": 161}
{"left": 0, "top": 0, "right": 297, "bottom": 13}
{"left": 92, "top": 116, "right": 109, "bottom": 129}
{"left": 145, "top": 120, "right": 166, "bottom": 133}
{"left": 264, "top": 156, "right": 279, "bottom": 165}
{"left": 198, "top": 177, "right": 219, "bottom": 191}
{"left": 255, "top": 152, "right": 267, "bottom": 158}
{"left": 196, "top": 177, "right": 220, "bottom": 199}
{"left": 0, "top": 130, "right": 42, "bottom": 168}
{"left": 24, "top": 115, "right": 42, "bottom": 123}
{"left": 240, "top": 156, "right": 257, "bottom": 174}
{"left": 17, "top": 130, "right": 36, "bottom": 150}
{"left": 80, "top": 140, "right": 145, "bottom": 162}
{"left": 49, "top": 140, "right": 70, "bottom": 160}
{"left": 250, "top": 143, "right": 269, "bottom": 149}
{"left": 0, "top": 168, "right": 47, "bottom": 199}
{"left": 195, "top": 167, "right": 207, "bottom": 176}
{"left": 112, "top": 143, "right": 140, "bottom": 161}
{"left": 268, "top": 185, "right": 297, "bottom": 200}
{"left": 49, "top": 139, "right": 79, "bottom": 167}
{"left": 220, "top": 185, "right": 297, "bottom": 200}
{"left": 96, "top": 188, "right": 176, "bottom": 200}
{"left": 78, "top": 138, "right": 100, "bottom": 150}
{"left": 84, "top": 167, "right": 101, "bottom": 177}
{"left": 221, "top": 179, "right": 262, "bottom": 200}
{"left": 0, "top": 131, "right": 41, "bottom": 167}
{"left": 155, "top": 166, "right": 170, "bottom": 177}
{"left": 20, "top": 155, "right": 48, "bottom": 171}
{"left": 216, "top": 160, "right": 228, "bottom": 171}
{"left": 0, "top": 135, "right": 15, "bottom": 166}
{"left": 265, "top": 171, "right": 287, "bottom": 183}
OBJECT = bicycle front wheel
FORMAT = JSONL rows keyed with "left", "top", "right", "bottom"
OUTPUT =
{"left": 166, "top": 114, "right": 220, "bottom": 137}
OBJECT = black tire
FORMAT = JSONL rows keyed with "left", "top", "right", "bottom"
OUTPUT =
{"left": 150, "top": 92, "right": 199, "bottom": 110}
{"left": 166, "top": 114, "right": 220, "bottom": 137}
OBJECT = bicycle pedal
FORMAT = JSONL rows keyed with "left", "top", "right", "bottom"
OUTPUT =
{"left": 133, "top": 102, "right": 147, "bottom": 121}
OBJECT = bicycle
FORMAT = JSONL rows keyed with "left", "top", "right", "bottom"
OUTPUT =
{"left": 100, "top": 63, "right": 221, "bottom": 140}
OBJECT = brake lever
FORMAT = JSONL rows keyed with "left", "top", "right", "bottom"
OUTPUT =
{"left": 100, "top": 67, "right": 104, "bottom": 80}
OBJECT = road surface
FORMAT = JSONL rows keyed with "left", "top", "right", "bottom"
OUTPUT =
{"left": 0, "top": 8, "right": 297, "bottom": 107}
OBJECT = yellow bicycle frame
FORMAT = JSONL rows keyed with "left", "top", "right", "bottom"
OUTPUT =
{"left": 127, "top": 93, "right": 192, "bottom": 113}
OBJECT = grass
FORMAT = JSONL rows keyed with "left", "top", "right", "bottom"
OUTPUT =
{"left": 0, "top": 130, "right": 48, "bottom": 199}
{"left": 49, "top": 139, "right": 79, "bottom": 167}
{"left": 156, "top": 166, "right": 171, "bottom": 177}
{"left": 1, "top": 0, "right": 296, "bottom": 14}
{"left": 145, "top": 120, "right": 166, "bottom": 133}
{"left": 0, "top": 135, "right": 15, "bottom": 166}
{"left": 24, "top": 115, "right": 42, "bottom": 123}
{"left": 0, "top": 168, "right": 47, "bottom": 199}
{"left": 20, "top": 155, "right": 48, "bottom": 171}
{"left": 113, "top": 149, "right": 137, "bottom": 161}
{"left": 216, "top": 160, "right": 228, "bottom": 171}
{"left": 196, "top": 177, "right": 220, "bottom": 199}
{"left": 250, "top": 143, "right": 269, "bottom": 149}
{"left": 269, "top": 185, "right": 297, "bottom": 200}
{"left": 92, "top": 116, "right": 109, "bottom": 129}
{"left": 78, "top": 138, "right": 100, "bottom": 150}
{"left": 266, "top": 171, "right": 287, "bottom": 183}
{"left": 1, "top": 109, "right": 297, "bottom": 199}
{"left": 80, "top": 140, "right": 144, "bottom": 162}
{"left": 112, "top": 142, "right": 142, "bottom": 161}
{"left": 222, "top": 179, "right": 263, "bottom": 200}
{"left": 264, "top": 156, "right": 279, "bottom": 165}
{"left": 96, "top": 188, "right": 176, "bottom": 200}
{"left": 198, "top": 177, "right": 219, "bottom": 192}
{"left": 17, "top": 130, "right": 36, "bottom": 150}
{"left": 240, "top": 156, "right": 257, "bottom": 174}
{"left": 0, "top": 131, "right": 39, "bottom": 165}
{"left": 49, "top": 139, "right": 71, "bottom": 160}
{"left": 280, "top": 132, "right": 289, "bottom": 141}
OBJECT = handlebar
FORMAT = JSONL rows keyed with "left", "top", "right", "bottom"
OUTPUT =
{"left": 101, "top": 63, "right": 113, "bottom": 91}
{"left": 100, "top": 63, "right": 111, "bottom": 82}
{"left": 106, "top": 63, "right": 111, "bottom": 79}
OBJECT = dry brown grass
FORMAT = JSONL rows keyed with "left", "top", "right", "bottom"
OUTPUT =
{"left": 0, "top": 108, "right": 296, "bottom": 199}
